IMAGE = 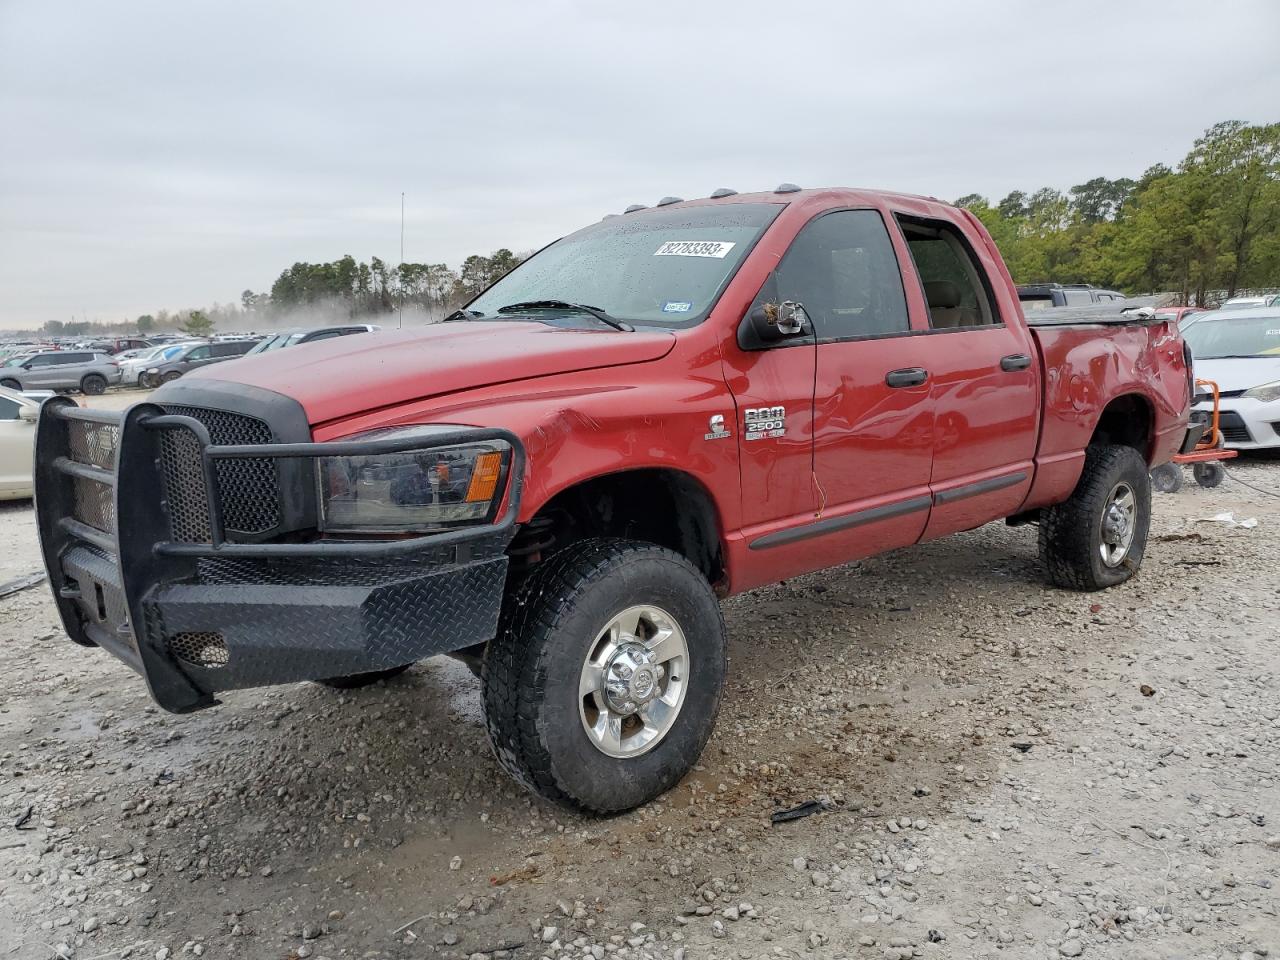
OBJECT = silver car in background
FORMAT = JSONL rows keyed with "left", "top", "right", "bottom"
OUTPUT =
{"left": 0, "top": 350, "right": 122, "bottom": 395}
{"left": 118, "top": 342, "right": 201, "bottom": 385}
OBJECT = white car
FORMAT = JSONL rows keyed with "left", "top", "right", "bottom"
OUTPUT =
{"left": 117, "top": 342, "right": 199, "bottom": 385}
{"left": 1219, "top": 295, "right": 1280, "bottom": 309}
{"left": 1183, "top": 309, "right": 1280, "bottom": 449}
{"left": 0, "top": 386, "right": 39, "bottom": 500}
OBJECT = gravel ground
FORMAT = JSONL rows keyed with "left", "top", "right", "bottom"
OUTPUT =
{"left": 1, "top": 435, "right": 1277, "bottom": 960}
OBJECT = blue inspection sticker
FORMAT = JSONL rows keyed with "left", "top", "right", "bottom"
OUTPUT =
{"left": 662, "top": 301, "right": 693, "bottom": 313}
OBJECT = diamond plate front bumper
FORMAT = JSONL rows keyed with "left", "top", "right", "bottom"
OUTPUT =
{"left": 34, "top": 397, "right": 523, "bottom": 713}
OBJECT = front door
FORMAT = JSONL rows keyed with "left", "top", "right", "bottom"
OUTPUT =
{"left": 724, "top": 208, "right": 936, "bottom": 577}
{"left": 800, "top": 210, "right": 936, "bottom": 567}
{"left": 719, "top": 280, "right": 817, "bottom": 544}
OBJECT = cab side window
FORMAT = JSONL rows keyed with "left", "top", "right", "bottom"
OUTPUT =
{"left": 758, "top": 210, "right": 910, "bottom": 341}
{"left": 0, "top": 396, "right": 20, "bottom": 420}
{"left": 186, "top": 346, "right": 211, "bottom": 361}
{"left": 898, "top": 218, "right": 1001, "bottom": 329}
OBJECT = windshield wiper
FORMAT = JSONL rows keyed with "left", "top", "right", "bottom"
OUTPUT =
{"left": 443, "top": 308, "right": 484, "bottom": 322}
{"left": 495, "top": 300, "right": 634, "bottom": 332}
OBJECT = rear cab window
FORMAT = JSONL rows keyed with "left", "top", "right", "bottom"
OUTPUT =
{"left": 896, "top": 217, "right": 1001, "bottom": 330}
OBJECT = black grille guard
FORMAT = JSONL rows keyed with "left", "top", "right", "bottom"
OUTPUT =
{"left": 34, "top": 397, "right": 524, "bottom": 711}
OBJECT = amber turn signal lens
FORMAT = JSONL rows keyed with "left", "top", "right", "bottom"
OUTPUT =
{"left": 465, "top": 451, "right": 503, "bottom": 503}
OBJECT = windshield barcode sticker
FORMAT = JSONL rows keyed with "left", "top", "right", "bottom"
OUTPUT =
{"left": 654, "top": 240, "right": 736, "bottom": 259}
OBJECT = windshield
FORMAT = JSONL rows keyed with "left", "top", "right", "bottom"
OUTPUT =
{"left": 248, "top": 335, "right": 281, "bottom": 354}
{"left": 248, "top": 333, "right": 304, "bottom": 354}
{"left": 1182, "top": 313, "right": 1280, "bottom": 358}
{"left": 466, "top": 202, "right": 783, "bottom": 327}
{"left": 3, "top": 354, "right": 32, "bottom": 367}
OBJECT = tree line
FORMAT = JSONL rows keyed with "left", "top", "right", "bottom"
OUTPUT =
{"left": 26, "top": 119, "right": 1278, "bottom": 338}
{"left": 955, "top": 121, "right": 1278, "bottom": 306}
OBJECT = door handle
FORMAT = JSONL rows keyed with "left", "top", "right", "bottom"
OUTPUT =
{"left": 1001, "top": 353, "right": 1032, "bottom": 372}
{"left": 885, "top": 367, "right": 928, "bottom": 388}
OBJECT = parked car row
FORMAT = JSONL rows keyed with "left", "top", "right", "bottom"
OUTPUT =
{"left": 0, "top": 324, "right": 384, "bottom": 394}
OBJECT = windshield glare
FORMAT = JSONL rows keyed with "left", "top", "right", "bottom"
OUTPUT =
{"left": 466, "top": 203, "right": 783, "bottom": 326}
{"left": 1182, "top": 314, "right": 1280, "bottom": 358}
{"left": 248, "top": 335, "right": 282, "bottom": 354}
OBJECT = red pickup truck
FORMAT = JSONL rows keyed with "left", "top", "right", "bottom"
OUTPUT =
{"left": 34, "top": 186, "right": 1196, "bottom": 813}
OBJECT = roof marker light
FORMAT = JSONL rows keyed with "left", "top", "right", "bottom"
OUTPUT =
{"left": 656, "top": 196, "right": 684, "bottom": 206}
{"left": 624, "top": 204, "right": 648, "bottom": 213}
{"left": 709, "top": 188, "right": 738, "bottom": 198}
{"left": 774, "top": 182, "right": 802, "bottom": 194}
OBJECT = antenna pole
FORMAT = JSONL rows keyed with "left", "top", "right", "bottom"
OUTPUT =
{"left": 399, "top": 192, "right": 405, "bottom": 329}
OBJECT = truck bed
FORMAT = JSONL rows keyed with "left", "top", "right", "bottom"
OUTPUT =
{"left": 1023, "top": 296, "right": 1166, "bottom": 327}
{"left": 1024, "top": 311, "right": 1189, "bottom": 511}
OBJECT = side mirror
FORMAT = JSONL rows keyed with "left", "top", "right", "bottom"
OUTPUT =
{"left": 747, "top": 300, "right": 810, "bottom": 342}
{"left": 21, "top": 363, "right": 33, "bottom": 370}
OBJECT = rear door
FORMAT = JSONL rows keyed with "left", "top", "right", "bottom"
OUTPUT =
{"left": 893, "top": 213, "right": 1039, "bottom": 540}
{"left": 33, "top": 353, "right": 85, "bottom": 388}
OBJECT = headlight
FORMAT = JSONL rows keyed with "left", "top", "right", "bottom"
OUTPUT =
{"left": 146, "top": 367, "right": 159, "bottom": 374}
{"left": 318, "top": 425, "right": 511, "bottom": 534}
{"left": 1242, "top": 380, "right": 1280, "bottom": 403}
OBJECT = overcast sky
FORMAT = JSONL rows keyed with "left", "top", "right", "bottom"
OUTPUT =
{"left": 2, "top": 0, "right": 1278, "bottom": 327}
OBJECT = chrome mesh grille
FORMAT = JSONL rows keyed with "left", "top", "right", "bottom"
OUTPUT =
{"left": 67, "top": 421, "right": 119, "bottom": 470}
{"left": 72, "top": 475, "right": 115, "bottom": 532}
{"left": 159, "top": 425, "right": 212, "bottom": 542}
{"left": 159, "top": 405, "right": 280, "bottom": 540}
{"left": 66, "top": 420, "right": 119, "bottom": 533}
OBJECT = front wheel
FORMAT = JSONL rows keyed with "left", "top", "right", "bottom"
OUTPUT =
{"left": 0, "top": 378, "right": 20, "bottom": 390}
{"left": 1039, "top": 444, "right": 1151, "bottom": 591}
{"left": 482, "top": 539, "right": 726, "bottom": 814}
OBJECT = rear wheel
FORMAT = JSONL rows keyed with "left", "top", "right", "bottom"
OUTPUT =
{"left": 1039, "top": 444, "right": 1151, "bottom": 591}
{"left": 315, "top": 664, "right": 411, "bottom": 689}
{"left": 1193, "top": 461, "right": 1225, "bottom": 488}
{"left": 80, "top": 374, "right": 107, "bottom": 396}
{"left": 0, "top": 378, "right": 19, "bottom": 390}
{"left": 482, "top": 539, "right": 726, "bottom": 814}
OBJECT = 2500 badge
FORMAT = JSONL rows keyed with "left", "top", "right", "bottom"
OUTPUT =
{"left": 744, "top": 406, "right": 786, "bottom": 441}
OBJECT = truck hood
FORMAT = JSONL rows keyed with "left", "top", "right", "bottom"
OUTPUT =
{"left": 185, "top": 321, "right": 677, "bottom": 425}
{"left": 1193, "top": 357, "right": 1280, "bottom": 394}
